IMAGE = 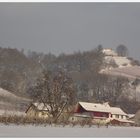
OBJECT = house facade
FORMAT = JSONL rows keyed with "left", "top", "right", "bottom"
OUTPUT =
{"left": 25, "top": 102, "right": 51, "bottom": 119}
{"left": 25, "top": 102, "right": 72, "bottom": 121}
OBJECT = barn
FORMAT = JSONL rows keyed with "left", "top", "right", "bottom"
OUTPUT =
{"left": 70, "top": 102, "right": 111, "bottom": 123}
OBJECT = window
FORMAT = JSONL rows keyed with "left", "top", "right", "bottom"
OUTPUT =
{"left": 71, "top": 117, "right": 74, "bottom": 121}
{"left": 123, "top": 116, "right": 126, "bottom": 119}
{"left": 112, "top": 115, "right": 115, "bottom": 118}
{"left": 41, "top": 112, "right": 46, "bottom": 115}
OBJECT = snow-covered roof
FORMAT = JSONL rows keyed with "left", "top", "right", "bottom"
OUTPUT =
{"left": 33, "top": 103, "right": 51, "bottom": 111}
{"left": 78, "top": 102, "right": 111, "bottom": 113}
{"left": 78, "top": 102, "right": 127, "bottom": 116}
{"left": 128, "top": 114, "right": 135, "bottom": 119}
{"left": 110, "top": 107, "right": 127, "bottom": 116}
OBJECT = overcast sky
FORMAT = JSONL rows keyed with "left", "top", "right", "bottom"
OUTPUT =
{"left": 0, "top": 3, "right": 140, "bottom": 60}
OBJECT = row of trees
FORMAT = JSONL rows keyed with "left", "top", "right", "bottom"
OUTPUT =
{"left": 26, "top": 69, "right": 140, "bottom": 121}
{"left": 0, "top": 44, "right": 128, "bottom": 95}
{"left": 116, "top": 44, "right": 129, "bottom": 57}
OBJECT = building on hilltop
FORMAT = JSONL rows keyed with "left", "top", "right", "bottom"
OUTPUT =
{"left": 102, "top": 48, "right": 118, "bottom": 57}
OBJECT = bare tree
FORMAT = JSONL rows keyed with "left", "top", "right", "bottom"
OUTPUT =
{"left": 78, "top": 82, "right": 89, "bottom": 101}
{"left": 29, "top": 70, "right": 76, "bottom": 122}
{"left": 107, "top": 76, "right": 129, "bottom": 105}
{"left": 116, "top": 44, "right": 129, "bottom": 57}
{"left": 90, "top": 74, "right": 129, "bottom": 105}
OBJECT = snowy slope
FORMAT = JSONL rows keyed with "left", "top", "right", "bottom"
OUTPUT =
{"left": 113, "top": 56, "right": 132, "bottom": 67}
{"left": 0, "top": 88, "right": 30, "bottom": 102}
{"left": 100, "top": 49, "right": 140, "bottom": 101}
{"left": 0, "top": 88, "right": 31, "bottom": 111}
{"left": 102, "top": 49, "right": 132, "bottom": 70}
{"left": 101, "top": 49, "right": 140, "bottom": 76}
{"left": 101, "top": 66, "right": 140, "bottom": 79}
{"left": 104, "top": 56, "right": 132, "bottom": 68}
{"left": 0, "top": 109, "right": 26, "bottom": 116}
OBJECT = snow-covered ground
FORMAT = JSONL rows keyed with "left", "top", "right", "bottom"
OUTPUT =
{"left": 0, "top": 109, "right": 26, "bottom": 116}
{"left": 101, "top": 66, "right": 140, "bottom": 79}
{"left": 104, "top": 56, "right": 132, "bottom": 68}
{"left": 102, "top": 48, "right": 133, "bottom": 71}
{"left": 0, "top": 125, "right": 140, "bottom": 137}
{"left": 0, "top": 88, "right": 30, "bottom": 102}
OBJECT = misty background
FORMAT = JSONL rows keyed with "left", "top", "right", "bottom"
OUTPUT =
{"left": 0, "top": 3, "right": 140, "bottom": 60}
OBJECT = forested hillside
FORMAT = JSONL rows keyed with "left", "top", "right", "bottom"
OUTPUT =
{"left": 0, "top": 46, "right": 140, "bottom": 113}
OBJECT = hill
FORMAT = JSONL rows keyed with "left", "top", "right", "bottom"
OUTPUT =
{"left": 101, "top": 48, "right": 137, "bottom": 70}
{"left": 100, "top": 49, "right": 140, "bottom": 103}
{"left": 100, "top": 48, "right": 140, "bottom": 79}
{"left": 0, "top": 87, "right": 31, "bottom": 115}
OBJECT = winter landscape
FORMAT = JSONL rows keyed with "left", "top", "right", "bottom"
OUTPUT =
{"left": 0, "top": 2, "right": 140, "bottom": 138}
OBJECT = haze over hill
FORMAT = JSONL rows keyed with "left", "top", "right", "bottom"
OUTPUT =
{"left": 100, "top": 48, "right": 140, "bottom": 79}
{"left": 0, "top": 3, "right": 140, "bottom": 60}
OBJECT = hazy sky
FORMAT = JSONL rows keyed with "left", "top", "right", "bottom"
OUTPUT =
{"left": 0, "top": 3, "right": 140, "bottom": 60}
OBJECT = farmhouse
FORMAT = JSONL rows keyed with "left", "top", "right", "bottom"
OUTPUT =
{"left": 70, "top": 102, "right": 135, "bottom": 125}
{"left": 25, "top": 102, "right": 51, "bottom": 118}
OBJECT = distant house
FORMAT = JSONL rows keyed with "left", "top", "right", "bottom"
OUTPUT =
{"left": 102, "top": 49, "right": 118, "bottom": 57}
{"left": 25, "top": 103, "right": 51, "bottom": 119}
{"left": 25, "top": 102, "right": 72, "bottom": 121}
{"left": 70, "top": 102, "right": 135, "bottom": 125}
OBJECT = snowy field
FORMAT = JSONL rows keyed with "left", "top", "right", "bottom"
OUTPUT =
{"left": 0, "top": 125, "right": 140, "bottom": 138}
